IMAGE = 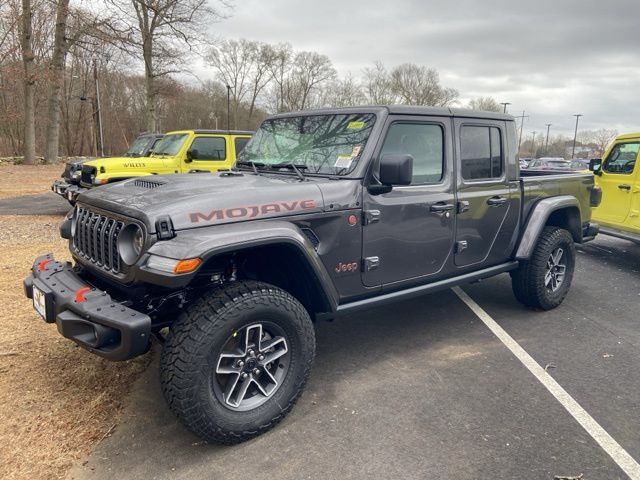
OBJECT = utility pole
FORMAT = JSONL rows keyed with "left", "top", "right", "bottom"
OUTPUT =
{"left": 93, "top": 59, "right": 104, "bottom": 157}
{"left": 545, "top": 123, "right": 552, "bottom": 154}
{"left": 226, "top": 85, "right": 232, "bottom": 132}
{"left": 500, "top": 102, "right": 511, "bottom": 113}
{"left": 515, "top": 111, "right": 529, "bottom": 152}
{"left": 531, "top": 131, "right": 537, "bottom": 158}
{"left": 571, "top": 114, "right": 583, "bottom": 159}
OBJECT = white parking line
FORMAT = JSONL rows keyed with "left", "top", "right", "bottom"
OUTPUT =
{"left": 452, "top": 286, "right": 640, "bottom": 480}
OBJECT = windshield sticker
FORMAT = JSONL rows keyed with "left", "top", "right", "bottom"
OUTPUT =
{"left": 334, "top": 155, "right": 353, "bottom": 169}
{"left": 351, "top": 145, "right": 362, "bottom": 157}
{"left": 347, "top": 121, "right": 365, "bottom": 130}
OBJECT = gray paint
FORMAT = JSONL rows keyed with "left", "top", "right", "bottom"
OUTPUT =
{"left": 70, "top": 106, "right": 595, "bottom": 318}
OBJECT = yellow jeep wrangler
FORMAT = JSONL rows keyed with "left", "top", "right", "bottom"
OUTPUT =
{"left": 59, "top": 130, "right": 252, "bottom": 203}
{"left": 590, "top": 132, "right": 640, "bottom": 243}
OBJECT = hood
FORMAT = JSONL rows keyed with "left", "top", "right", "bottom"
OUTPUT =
{"left": 80, "top": 156, "right": 138, "bottom": 169}
{"left": 78, "top": 172, "right": 339, "bottom": 232}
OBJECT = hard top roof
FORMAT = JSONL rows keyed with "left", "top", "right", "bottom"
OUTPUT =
{"left": 268, "top": 105, "right": 514, "bottom": 122}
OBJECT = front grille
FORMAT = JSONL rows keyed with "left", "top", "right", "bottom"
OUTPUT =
{"left": 81, "top": 165, "right": 96, "bottom": 185}
{"left": 73, "top": 207, "right": 124, "bottom": 273}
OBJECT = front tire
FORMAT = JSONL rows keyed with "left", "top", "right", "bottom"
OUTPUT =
{"left": 511, "top": 226, "right": 576, "bottom": 310}
{"left": 160, "top": 281, "right": 315, "bottom": 444}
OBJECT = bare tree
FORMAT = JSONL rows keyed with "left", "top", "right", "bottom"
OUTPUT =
{"left": 389, "top": 63, "right": 458, "bottom": 107}
{"left": 267, "top": 43, "right": 292, "bottom": 113}
{"left": 320, "top": 74, "right": 366, "bottom": 107}
{"left": 467, "top": 96, "right": 502, "bottom": 113}
{"left": 20, "top": 0, "right": 36, "bottom": 164}
{"left": 362, "top": 61, "right": 394, "bottom": 105}
{"left": 580, "top": 128, "right": 618, "bottom": 156}
{"left": 284, "top": 51, "right": 336, "bottom": 110}
{"left": 107, "top": 0, "right": 228, "bottom": 133}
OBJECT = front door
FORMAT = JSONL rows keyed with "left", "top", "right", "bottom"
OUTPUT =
{"left": 362, "top": 117, "right": 456, "bottom": 287}
{"left": 593, "top": 141, "right": 640, "bottom": 226}
{"left": 183, "top": 135, "right": 230, "bottom": 172}
{"left": 454, "top": 120, "right": 517, "bottom": 267}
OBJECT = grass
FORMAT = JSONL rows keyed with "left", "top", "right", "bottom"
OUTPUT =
{"left": 0, "top": 167, "right": 151, "bottom": 480}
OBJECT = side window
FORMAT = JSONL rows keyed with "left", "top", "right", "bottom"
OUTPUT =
{"left": 380, "top": 123, "right": 444, "bottom": 184}
{"left": 460, "top": 126, "right": 502, "bottom": 180}
{"left": 603, "top": 142, "right": 639, "bottom": 174}
{"left": 234, "top": 137, "right": 250, "bottom": 154}
{"left": 189, "top": 137, "right": 226, "bottom": 161}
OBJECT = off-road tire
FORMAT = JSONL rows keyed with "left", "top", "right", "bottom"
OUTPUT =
{"left": 160, "top": 281, "right": 315, "bottom": 444}
{"left": 511, "top": 226, "right": 576, "bottom": 310}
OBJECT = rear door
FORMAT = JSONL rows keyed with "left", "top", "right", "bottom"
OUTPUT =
{"left": 183, "top": 135, "right": 231, "bottom": 172}
{"left": 594, "top": 141, "right": 639, "bottom": 225}
{"left": 361, "top": 116, "right": 456, "bottom": 287}
{"left": 453, "top": 119, "right": 519, "bottom": 267}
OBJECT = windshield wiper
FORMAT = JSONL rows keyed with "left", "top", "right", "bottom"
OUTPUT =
{"left": 270, "top": 162, "right": 308, "bottom": 181}
{"left": 236, "top": 160, "right": 266, "bottom": 175}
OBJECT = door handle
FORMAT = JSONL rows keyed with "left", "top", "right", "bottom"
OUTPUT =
{"left": 430, "top": 202, "right": 455, "bottom": 213}
{"left": 618, "top": 184, "right": 631, "bottom": 190}
{"left": 487, "top": 196, "right": 507, "bottom": 206}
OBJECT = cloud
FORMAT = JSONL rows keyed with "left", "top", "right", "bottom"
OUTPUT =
{"left": 205, "top": 0, "right": 640, "bottom": 135}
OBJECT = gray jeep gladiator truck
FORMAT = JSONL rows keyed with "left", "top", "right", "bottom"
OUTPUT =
{"left": 24, "top": 106, "right": 600, "bottom": 444}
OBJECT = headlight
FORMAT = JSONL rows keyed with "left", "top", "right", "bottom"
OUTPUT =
{"left": 118, "top": 224, "right": 145, "bottom": 265}
{"left": 70, "top": 208, "right": 78, "bottom": 237}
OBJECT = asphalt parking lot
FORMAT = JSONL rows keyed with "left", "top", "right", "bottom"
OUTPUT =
{"left": 64, "top": 235, "right": 640, "bottom": 480}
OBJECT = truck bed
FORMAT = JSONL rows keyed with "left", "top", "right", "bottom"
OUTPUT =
{"left": 520, "top": 170, "right": 595, "bottom": 228}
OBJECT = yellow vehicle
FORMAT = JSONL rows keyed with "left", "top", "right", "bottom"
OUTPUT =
{"left": 590, "top": 132, "right": 640, "bottom": 243}
{"left": 58, "top": 129, "right": 252, "bottom": 203}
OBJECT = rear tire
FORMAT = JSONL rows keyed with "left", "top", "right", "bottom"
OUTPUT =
{"left": 511, "top": 226, "right": 575, "bottom": 310}
{"left": 160, "top": 281, "right": 315, "bottom": 444}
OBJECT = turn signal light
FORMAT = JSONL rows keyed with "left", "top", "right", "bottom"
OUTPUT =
{"left": 174, "top": 258, "right": 202, "bottom": 274}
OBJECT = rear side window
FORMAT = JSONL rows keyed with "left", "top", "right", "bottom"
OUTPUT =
{"left": 189, "top": 137, "right": 226, "bottom": 160}
{"left": 380, "top": 123, "right": 444, "bottom": 184}
{"left": 461, "top": 126, "right": 502, "bottom": 180}
{"left": 603, "top": 142, "right": 639, "bottom": 174}
{"left": 234, "top": 137, "right": 250, "bottom": 154}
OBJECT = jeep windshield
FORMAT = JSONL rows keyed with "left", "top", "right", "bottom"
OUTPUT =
{"left": 236, "top": 113, "right": 376, "bottom": 175}
{"left": 152, "top": 133, "right": 188, "bottom": 156}
{"left": 125, "top": 136, "right": 152, "bottom": 157}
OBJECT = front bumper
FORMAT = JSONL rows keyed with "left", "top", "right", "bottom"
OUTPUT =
{"left": 52, "top": 180, "right": 85, "bottom": 203}
{"left": 24, "top": 254, "right": 151, "bottom": 361}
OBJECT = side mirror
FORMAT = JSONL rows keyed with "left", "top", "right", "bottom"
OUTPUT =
{"left": 379, "top": 154, "right": 413, "bottom": 186}
{"left": 185, "top": 149, "right": 198, "bottom": 163}
{"left": 589, "top": 158, "right": 602, "bottom": 175}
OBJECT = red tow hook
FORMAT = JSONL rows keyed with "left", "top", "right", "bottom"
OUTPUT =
{"left": 37, "top": 259, "right": 52, "bottom": 271}
{"left": 74, "top": 287, "right": 91, "bottom": 303}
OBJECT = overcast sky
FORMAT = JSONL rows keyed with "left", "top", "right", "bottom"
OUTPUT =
{"left": 203, "top": 0, "right": 640, "bottom": 138}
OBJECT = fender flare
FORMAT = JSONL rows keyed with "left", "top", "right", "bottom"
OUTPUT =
{"left": 515, "top": 195, "right": 581, "bottom": 260}
{"left": 145, "top": 220, "right": 340, "bottom": 312}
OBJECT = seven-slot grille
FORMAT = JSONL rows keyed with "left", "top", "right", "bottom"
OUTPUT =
{"left": 73, "top": 207, "right": 124, "bottom": 273}
{"left": 80, "top": 165, "right": 96, "bottom": 185}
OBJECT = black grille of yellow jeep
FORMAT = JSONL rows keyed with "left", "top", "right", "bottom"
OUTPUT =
{"left": 80, "top": 165, "right": 96, "bottom": 185}
{"left": 73, "top": 207, "right": 124, "bottom": 273}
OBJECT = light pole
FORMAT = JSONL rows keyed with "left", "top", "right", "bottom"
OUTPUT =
{"left": 500, "top": 102, "right": 511, "bottom": 113}
{"left": 226, "top": 85, "right": 232, "bottom": 132}
{"left": 531, "top": 131, "right": 537, "bottom": 158}
{"left": 571, "top": 114, "right": 583, "bottom": 159}
{"left": 515, "top": 111, "right": 529, "bottom": 151}
{"left": 545, "top": 123, "right": 552, "bottom": 154}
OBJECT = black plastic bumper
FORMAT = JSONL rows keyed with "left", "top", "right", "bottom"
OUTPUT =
{"left": 24, "top": 254, "right": 151, "bottom": 361}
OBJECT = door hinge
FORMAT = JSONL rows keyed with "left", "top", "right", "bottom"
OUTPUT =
{"left": 363, "top": 256, "right": 380, "bottom": 272}
{"left": 455, "top": 241, "right": 468, "bottom": 254}
{"left": 362, "top": 209, "right": 381, "bottom": 225}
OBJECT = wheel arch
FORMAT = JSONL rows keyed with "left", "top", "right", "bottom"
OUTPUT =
{"left": 148, "top": 221, "right": 339, "bottom": 318}
{"left": 515, "top": 196, "right": 582, "bottom": 260}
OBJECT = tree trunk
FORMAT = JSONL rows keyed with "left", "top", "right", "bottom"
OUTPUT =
{"left": 21, "top": 0, "right": 36, "bottom": 165}
{"left": 143, "top": 37, "right": 156, "bottom": 132}
{"left": 44, "top": 0, "right": 70, "bottom": 164}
